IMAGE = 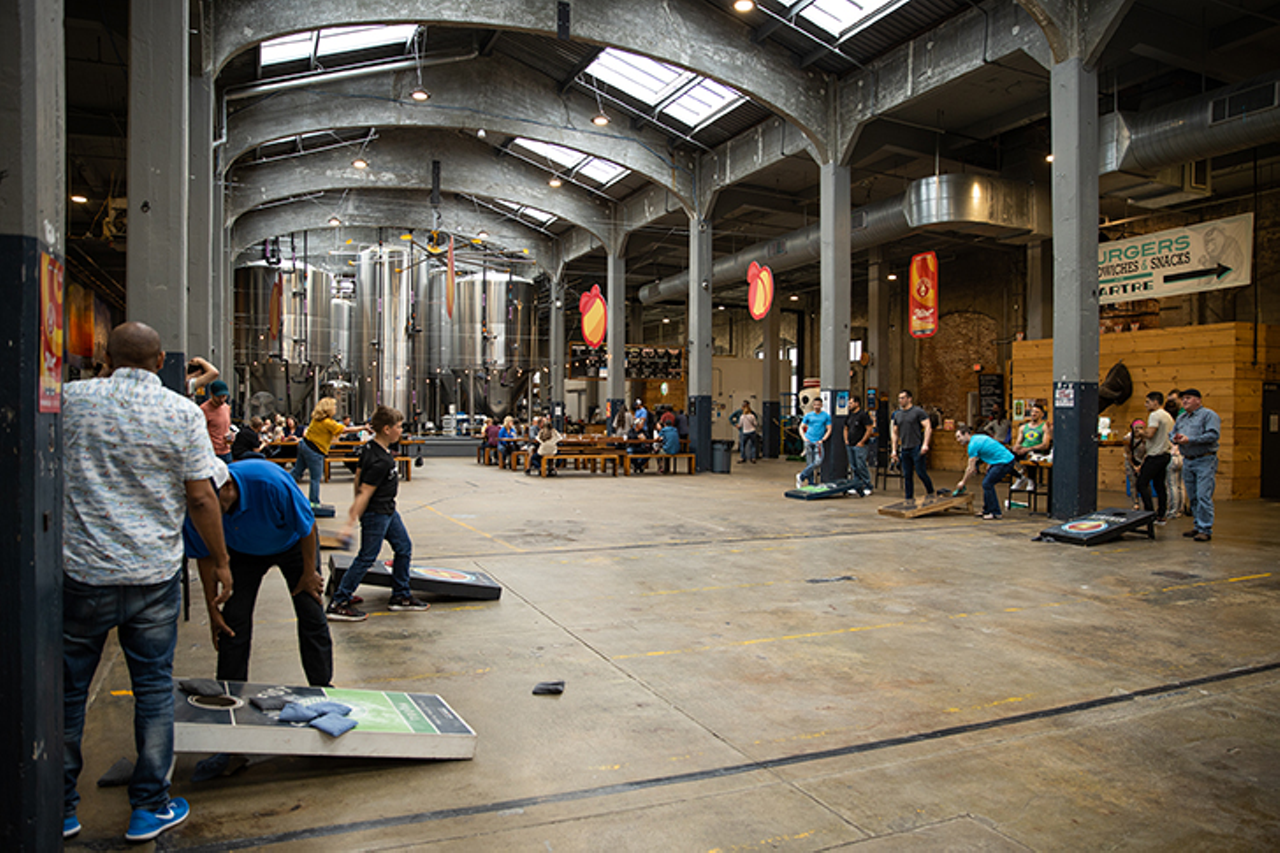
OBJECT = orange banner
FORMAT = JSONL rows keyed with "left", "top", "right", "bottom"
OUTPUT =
{"left": 747, "top": 261, "right": 774, "bottom": 320}
{"left": 40, "top": 253, "right": 64, "bottom": 413}
{"left": 580, "top": 284, "right": 607, "bottom": 349}
{"left": 908, "top": 251, "right": 938, "bottom": 339}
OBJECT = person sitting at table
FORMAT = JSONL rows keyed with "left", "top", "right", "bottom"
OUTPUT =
{"left": 231, "top": 416, "right": 268, "bottom": 461}
{"left": 656, "top": 412, "right": 681, "bottom": 473}
{"left": 283, "top": 416, "right": 302, "bottom": 440}
{"left": 482, "top": 417, "right": 501, "bottom": 464}
{"left": 1010, "top": 402, "right": 1052, "bottom": 491}
{"left": 293, "top": 397, "right": 347, "bottom": 508}
{"left": 528, "top": 418, "right": 563, "bottom": 476}
{"left": 498, "top": 416, "right": 518, "bottom": 468}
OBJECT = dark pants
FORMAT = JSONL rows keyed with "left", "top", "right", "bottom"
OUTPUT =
{"left": 983, "top": 461, "right": 1016, "bottom": 516}
{"left": 64, "top": 573, "right": 180, "bottom": 815}
{"left": 334, "top": 510, "right": 413, "bottom": 601}
{"left": 900, "top": 446, "right": 935, "bottom": 499}
{"left": 1136, "top": 452, "right": 1170, "bottom": 519}
{"left": 219, "top": 544, "right": 333, "bottom": 686}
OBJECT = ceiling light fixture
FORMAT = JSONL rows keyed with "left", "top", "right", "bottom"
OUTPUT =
{"left": 733, "top": 0, "right": 756, "bottom": 11}
{"left": 1045, "top": 154, "right": 1055, "bottom": 163}
{"left": 886, "top": 273, "right": 898, "bottom": 281}
{"left": 789, "top": 294, "right": 800, "bottom": 301}
{"left": 328, "top": 216, "right": 342, "bottom": 226}
{"left": 410, "top": 88, "right": 429, "bottom": 102}
{"left": 590, "top": 73, "right": 609, "bottom": 126}
{"left": 352, "top": 157, "right": 368, "bottom": 170}
{"left": 477, "top": 229, "right": 489, "bottom": 241}
{"left": 70, "top": 194, "right": 88, "bottom": 204}
{"left": 409, "top": 26, "right": 430, "bottom": 102}
{"left": 548, "top": 175, "right": 562, "bottom": 188}
{"left": 477, "top": 128, "right": 486, "bottom": 138}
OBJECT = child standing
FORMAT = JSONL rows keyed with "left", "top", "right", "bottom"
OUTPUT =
{"left": 326, "top": 405, "right": 429, "bottom": 621}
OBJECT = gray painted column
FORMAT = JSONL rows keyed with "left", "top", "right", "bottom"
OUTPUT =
{"left": 188, "top": 71, "right": 214, "bottom": 367}
{"left": 1049, "top": 57, "right": 1100, "bottom": 518}
{"left": 128, "top": 0, "right": 189, "bottom": 391}
{"left": 0, "top": 0, "right": 64, "bottom": 846}
{"left": 605, "top": 248, "right": 626, "bottom": 431}
{"left": 819, "top": 162, "right": 852, "bottom": 482}
{"left": 688, "top": 214, "right": 714, "bottom": 471}
{"left": 866, "top": 246, "right": 890, "bottom": 463}
{"left": 1026, "top": 240, "right": 1054, "bottom": 340}
{"left": 761, "top": 302, "right": 781, "bottom": 458}
{"left": 549, "top": 277, "right": 566, "bottom": 431}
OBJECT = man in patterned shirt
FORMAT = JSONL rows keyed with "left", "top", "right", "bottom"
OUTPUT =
{"left": 62, "top": 322, "right": 230, "bottom": 843}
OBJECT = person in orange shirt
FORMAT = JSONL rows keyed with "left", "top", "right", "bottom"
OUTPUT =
{"left": 200, "top": 380, "right": 233, "bottom": 463}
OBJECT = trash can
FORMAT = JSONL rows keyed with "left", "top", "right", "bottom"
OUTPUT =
{"left": 711, "top": 440, "right": 733, "bottom": 473}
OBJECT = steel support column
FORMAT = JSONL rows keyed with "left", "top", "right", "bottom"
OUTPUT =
{"left": 550, "top": 277, "right": 566, "bottom": 431}
{"left": 605, "top": 247, "right": 626, "bottom": 432}
{"left": 0, "top": 0, "right": 64, "bottom": 847}
{"left": 128, "top": 0, "right": 189, "bottom": 391}
{"left": 761, "top": 303, "right": 781, "bottom": 459}
{"left": 188, "top": 70, "right": 215, "bottom": 367}
{"left": 819, "top": 162, "right": 852, "bottom": 482}
{"left": 688, "top": 214, "right": 713, "bottom": 471}
{"left": 1049, "top": 57, "right": 1100, "bottom": 518}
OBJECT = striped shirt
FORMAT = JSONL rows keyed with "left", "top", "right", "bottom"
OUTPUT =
{"left": 63, "top": 368, "right": 218, "bottom": 585}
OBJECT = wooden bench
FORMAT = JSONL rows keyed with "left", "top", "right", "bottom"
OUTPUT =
{"left": 324, "top": 455, "right": 413, "bottom": 482}
{"left": 476, "top": 445, "right": 500, "bottom": 465}
{"left": 540, "top": 449, "right": 620, "bottom": 477}
{"left": 623, "top": 452, "right": 696, "bottom": 474}
{"left": 510, "top": 449, "right": 530, "bottom": 471}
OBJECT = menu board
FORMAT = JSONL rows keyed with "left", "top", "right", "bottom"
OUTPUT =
{"left": 568, "top": 343, "right": 683, "bottom": 380}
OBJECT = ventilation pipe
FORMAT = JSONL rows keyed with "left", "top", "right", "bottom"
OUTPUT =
{"left": 639, "top": 174, "right": 1049, "bottom": 303}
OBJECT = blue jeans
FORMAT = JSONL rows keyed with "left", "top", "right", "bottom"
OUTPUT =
{"left": 845, "top": 444, "right": 872, "bottom": 492}
{"left": 899, "top": 446, "right": 935, "bottom": 499}
{"left": 1182, "top": 454, "right": 1217, "bottom": 534}
{"left": 292, "top": 439, "right": 324, "bottom": 504}
{"left": 64, "top": 572, "right": 181, "bottom": 816}
{"left": 799, "top": 440, "right": 823, "bottom": 485}
{"left": 982, "top": 461, "right": 1016, "bottom": 516}
{"left": 334, "top": 510, "right": 413, "bottom": 603}
{"left": 741, "top": 432, "right": 758, "bottom": 462}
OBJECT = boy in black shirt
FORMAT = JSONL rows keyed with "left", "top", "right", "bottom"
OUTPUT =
{"left": 326, "top": 405, "right": 429, "bottom": 621}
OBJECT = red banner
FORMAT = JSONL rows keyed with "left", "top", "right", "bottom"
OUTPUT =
{"left": 908, "top": 251, "right": 938, "bottom": 339}
{"left": 580, "top": 284, "right": 607, "bottom": 349}
{"left": 746, "top": 261, "right": 774, "bottom": 320}
{"left": 40, "top": 253, "right": 64, "bottom": 413}
{"left": 268, "top": 274, "right": 283, "bottom": 341}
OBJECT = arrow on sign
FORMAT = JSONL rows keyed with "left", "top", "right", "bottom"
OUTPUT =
{"left": 1164, "top": 263, "right": 1232, "bottom": 284}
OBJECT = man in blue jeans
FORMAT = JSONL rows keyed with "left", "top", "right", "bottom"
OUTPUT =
{"left": 62, "top": 322, "right": 231, "bottom": 842}
{"left": 890, "top": 389, "right": 939, "bottom": 500}
{"left": 1172, "top": 388, "right": 1220, "bottom": 542}
{"left": 327, "top": 405, "right": 430, "bottom": 621}
{"left": 953, "top": 424, "right": 1016, "bottom": 520}
{"left": 796, "top": 397, "right": 832, "bottom": 488}
{"left": 842, "top": 395, "right": 874, "bottom": 496}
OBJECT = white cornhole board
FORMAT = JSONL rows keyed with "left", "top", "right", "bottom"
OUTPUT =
{"left": 173, "top": 680, "right": 476, "bottom": 760}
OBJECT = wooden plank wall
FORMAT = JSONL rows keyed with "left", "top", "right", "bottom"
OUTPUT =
{"left": 1010, "top": 322, "right": 1276, "bottom": 500}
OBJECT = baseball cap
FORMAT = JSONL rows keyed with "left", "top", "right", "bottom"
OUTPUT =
{"left": 1180, "top": 388, "right": 1202, "bottom": 399}
{"left": 635, "top": 398, "right": 642, "bottom": 406}
{"left": 211, "top": 458, "right": 230, "bottom": 489}
{"left": 208, "top": 379, "right": 229, "bottom": 397}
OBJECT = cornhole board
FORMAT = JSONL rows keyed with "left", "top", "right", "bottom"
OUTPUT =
{"left": 785, "top": 479, "right": 862, "bottom": 500}
{"left": 327, "top": 554, "right": 502, "bottom": 600}
{"left": 318, "top": 531, "right": 349, "bottom": 550}
{"left": 312, "top": 504, "right": 336, "bottom": 518}
{"left": 173, "top": 680, "right": 475, "bottom": 759}
{"left": 1037, "top": 507, "right": 1156, "bottom": 545}
{"left": 877, "top": 491, "right": 974, "bottom": 518}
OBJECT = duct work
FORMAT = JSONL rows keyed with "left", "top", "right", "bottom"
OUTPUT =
{"left": 639, "top": 174, "right": 1050, "bottom": 303}
{"left": 641, "top": 71, "right": 1280, "bottom": 304}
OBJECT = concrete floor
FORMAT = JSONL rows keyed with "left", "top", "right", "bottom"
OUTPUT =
{"left": 70, "top": 456, "right": 1280, "bottom": 851}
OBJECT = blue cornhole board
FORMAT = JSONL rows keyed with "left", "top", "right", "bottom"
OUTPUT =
{"left": 1038, "top": 507, "right": 1156, "bottom": 546}
{"left": 173, "top": 680, "right": 475, "bottom": 759}
{"left": 312, "top": 504, "right": 335, "bottom": 518}
{"left": 785, "top": 479, "right": 861, "bottom": 500}
{"left": 327, "top": 554, "right": 502, "bottom": 600}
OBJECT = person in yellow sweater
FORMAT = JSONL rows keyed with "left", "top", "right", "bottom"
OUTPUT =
{"left": 293, "top": 398, "right": 347, "bottom": 507}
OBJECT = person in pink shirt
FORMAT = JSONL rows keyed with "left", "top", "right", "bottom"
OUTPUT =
{"left": 201, "top": 380, "right": 233, "bottom": 462}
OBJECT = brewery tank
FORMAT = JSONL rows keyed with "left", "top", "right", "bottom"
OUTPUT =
{"left": 352, "top": 245, "right": 413, "bottom": 420}
{"left": 233, "top": 264, "right": 324, "bottom": 418}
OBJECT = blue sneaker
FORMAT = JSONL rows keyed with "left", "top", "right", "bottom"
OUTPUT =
{"left": 63, "top": 814, "right": 81, "bottom": 838}
{"left": 125, "top": 797, "right": 190, "bottom": 842}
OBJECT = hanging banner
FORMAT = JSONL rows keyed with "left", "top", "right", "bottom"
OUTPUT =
{"left": 1098, "top": 213, "right": 1253, "bottom": 304}
{"left": 40, "top": 252, "right": 64, "bottom": 413}
{"left": 268, "top": 274, "right": 283, "bottom": 341}
{"left": 908, "top": 251, "right": 938, "bottom": 338}
{"left": 746, "top": 261, "right": 774, "bottom": 320}
{"left": 580, "top": 284, "right": 607, "bottom": 349}
{"left": 445, "top": 236, "right": 456, "bottom": 319}
{"left": 67, "top": 281, "right": 94, "bottom": 358}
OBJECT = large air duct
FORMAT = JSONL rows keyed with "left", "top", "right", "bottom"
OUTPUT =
{"left": 639, "top": 174, "right": 1049, "bottom": 303}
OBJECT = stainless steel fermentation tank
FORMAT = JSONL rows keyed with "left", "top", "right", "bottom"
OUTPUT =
{"left": 233, "top": 265, "right": 341, "bottom": 418}
{"left": 409, "top": 262, "right": 537, "bottom": 425}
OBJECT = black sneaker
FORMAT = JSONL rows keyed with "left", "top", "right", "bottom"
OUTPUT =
{"left": 388, "top": 596, "right": 430, "bottom": 612}
{"left": 326, "top": 600, "right": 367, "bottom": 622}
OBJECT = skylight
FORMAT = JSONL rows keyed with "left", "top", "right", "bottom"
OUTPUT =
{"left": 260, "top": 24, "right": 419, "bottom": 67}
{"left": 495, "top": 199, "right": 557, "bottom": 226}
{"left": 510, "top": 138, "right": 630, "bottom": 188}
{"left": 585, "top": 48, "right": 693, "bottom": 105}
{"left": 584, "top": 47, "right": 745, "bottom": 130}
{"left": 792, "top": 0, "right": 908, "bottom": 38}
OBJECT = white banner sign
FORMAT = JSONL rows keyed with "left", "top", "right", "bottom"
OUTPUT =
{"left": 1098, "top": 213, "right": 1253, "bottom": 305}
